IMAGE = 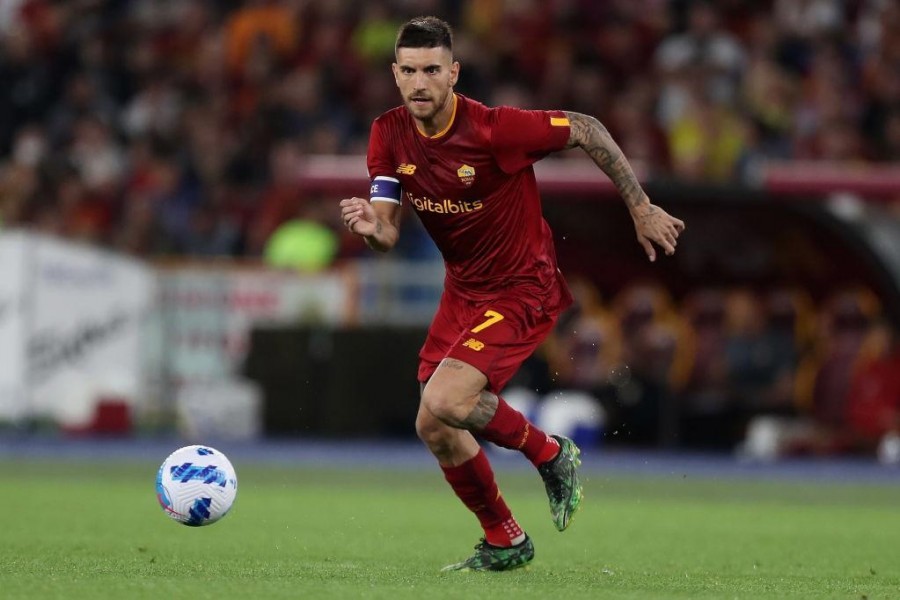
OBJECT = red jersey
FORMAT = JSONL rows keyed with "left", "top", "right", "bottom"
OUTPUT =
{"left": 367, "top": 94, "right": 573, "bottom": 310}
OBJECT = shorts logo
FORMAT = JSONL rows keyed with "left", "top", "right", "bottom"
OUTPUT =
{"left": 462, "top": 338, "right": 485, "bottom": 351}
{"left": 457, "top": 164, "right": 475, "bottom": 187}
{"left": 396, "top": 164, "right": 417, "bottom": 175}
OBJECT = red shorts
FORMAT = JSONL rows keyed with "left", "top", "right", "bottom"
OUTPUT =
{"left": 418, "top": 284, "right": 569, "bottom": 393}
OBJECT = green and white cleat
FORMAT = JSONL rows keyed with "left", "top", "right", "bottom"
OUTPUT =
{"left": 441, "top": 536, "right": 534, "bottom": 572}
{"left": 538, "top": 435, "right": 583, "bottom": 531}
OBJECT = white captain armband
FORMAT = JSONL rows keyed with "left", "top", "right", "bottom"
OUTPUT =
{"left": 370, "top": 176, "right": 401, "bottom": 204}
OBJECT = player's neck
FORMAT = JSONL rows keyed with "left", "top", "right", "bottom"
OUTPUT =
{"left": 415, "top": 93, "right": 457, "bottom": 138}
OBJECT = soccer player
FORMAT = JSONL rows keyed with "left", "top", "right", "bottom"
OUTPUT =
{"left": 340, "top": 16, "right": 685, "bottom": 571}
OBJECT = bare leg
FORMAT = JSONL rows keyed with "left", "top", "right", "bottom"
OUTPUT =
{"left": 416, "top": 368, "right": 525, "bottom": 550}
{"left": 415, "top": 402, "right": 481, "bottom": 467}
{"left": 419, "top": 358, "right": 559, "bottom": 463}
{"left": 419, "top": 359, "right": 496, "bottom": 432}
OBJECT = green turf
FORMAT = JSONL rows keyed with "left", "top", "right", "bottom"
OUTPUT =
{"left": 0, "top": 458, "right": 898, "bottom": 599}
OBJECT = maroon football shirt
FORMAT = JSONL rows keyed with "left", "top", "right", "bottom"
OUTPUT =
{"left": 367, "top": 94, "right": 572, "bottom": 310}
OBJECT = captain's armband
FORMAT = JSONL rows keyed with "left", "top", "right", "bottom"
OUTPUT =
{"left": 369, "top": 176, "right": 401, "bottom": 204}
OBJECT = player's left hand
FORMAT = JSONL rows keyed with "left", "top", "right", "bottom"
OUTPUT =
{"left": 630, "top": 202, "right": 685, "bottom": 262}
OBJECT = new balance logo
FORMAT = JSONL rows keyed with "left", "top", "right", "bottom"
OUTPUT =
{"left": 462, "top": 338, "right": 485, "bottom": 351}
{"left": 396, "top": 164, "right": 417, "bottom": 175}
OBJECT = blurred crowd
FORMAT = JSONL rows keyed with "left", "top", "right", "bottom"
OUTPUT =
{"left": 513, "top": 280, "right": 900, "bottom": 457}
{"left": 0, "top": 0, "right": 898, "bottom": 258}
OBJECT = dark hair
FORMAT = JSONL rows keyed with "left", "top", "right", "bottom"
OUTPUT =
{"left": 395, "top": 16, "right": 453, "bottom": 54}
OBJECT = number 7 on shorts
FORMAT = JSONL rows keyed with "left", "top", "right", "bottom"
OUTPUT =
{"left": 471, "top": 310, "right": 504, "bottom": 333}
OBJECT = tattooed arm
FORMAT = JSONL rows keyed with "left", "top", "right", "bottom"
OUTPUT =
{"left": 563, "top": 111, "right": 685, "bottom": 261}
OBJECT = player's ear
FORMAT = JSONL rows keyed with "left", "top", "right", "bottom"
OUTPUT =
{"left": 450, "top": 60, "right": 460, "bottom": 87}
{"left": 391, "top": 62, "right": 400, "bottom": 85}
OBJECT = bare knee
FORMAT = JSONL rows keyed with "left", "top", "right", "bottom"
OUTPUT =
{"left": 420, "top": 386, "right": 476, "bottom": 427}
{"left": 415, "top": 407, "right": 457, "bottom": 460}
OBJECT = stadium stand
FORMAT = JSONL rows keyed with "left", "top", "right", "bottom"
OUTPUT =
{"left": 1, "top": 0, "right": 898, "bottom": 455}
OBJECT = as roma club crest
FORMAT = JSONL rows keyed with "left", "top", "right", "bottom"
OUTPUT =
{"left": 457, "top": 164, "right": 475, "bottom": 187}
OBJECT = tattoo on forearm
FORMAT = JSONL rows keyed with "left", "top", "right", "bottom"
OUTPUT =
{"left": 564, "top": 111, "right": 646, "bottom": 209}
{"left": 364, "top": 219, "right": 387, "bottom": 251}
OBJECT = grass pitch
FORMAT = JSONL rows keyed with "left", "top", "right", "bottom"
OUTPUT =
{"left": 0, "top": 454, "right": 898, "bottom": 599}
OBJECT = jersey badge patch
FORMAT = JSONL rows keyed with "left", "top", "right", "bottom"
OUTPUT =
{"left": 396, "top": 164, "right": 417, "bottom": 175}
{"left": 457, "top": 164, "right": 475, "bottom": 187}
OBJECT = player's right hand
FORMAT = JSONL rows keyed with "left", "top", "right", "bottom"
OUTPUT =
{"left": 340, "top": 197, "right": 378, "bottom": 237}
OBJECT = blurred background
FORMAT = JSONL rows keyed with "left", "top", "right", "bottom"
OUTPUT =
{"left": 0, "top": 0, "right": 898, "bottom": 464}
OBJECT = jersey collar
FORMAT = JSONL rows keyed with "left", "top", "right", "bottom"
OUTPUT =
{"left": 415, "top": 93, "right": 458, "bottom": 140}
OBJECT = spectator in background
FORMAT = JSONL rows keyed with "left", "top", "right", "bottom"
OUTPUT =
{"left": 611, "top": 283, "right": 688, "bottom": 445}
{"left": 68, "top": 116, "right": 125, "bottom": 197}
{"left": 0, "top": 154, "right": 39, "bottom": 230}
{"left": 606, "top": 83, "right": 671, "bottom": 178}
{"left": 739, "top": 287, "right": 883, "bottom": 459}
{"left": 792, "top": 38, "right": 862, "bottom": 159}
{"left": 723, "top": 288, "right": 804, "bottom": 421}
{"left": 182, "top": 102, "right": 237, "bottom": 189}
{"left": 0, "top": 26, "right": 58, "bottom": 155}
{"left": 10, "top": 124, "right": 47, "bottom": 170}
{"left": 179, "top": 184, "right": 243, "bottom": 257}
{"left": 247, "top": 138, "right": 307, "bottom": 255}
{"left": 859, "top": 1, "right": 900, "bottom": 159}
{"left": 47, "top": 72, "right": 119, "bottom": 147}
{"left": 224, "top": 0, "right": 298, "bottom": 78}
{"left": 654, "top": 0, "right": 745, "bottom": 127}
{"left": 121, "top": 74, "right": 183, "bottom": 142}
{"left": 0, "top": 0, "right": 896, "bottom": 261}
{"left": 149, "top": 154, "right": 203, "bottom": 252}
{"left": 546, "top": 277, "right": 623, "bottom": 396}
{"left": 774, "top": 0, "right": 844, "bottom": 41}
{"left": 352, "top": 4, "right": 400, "bottom": 66}
{"left": 667, "top": 75, "right": 745, "bottom": 181}
{"left": 845, "top": 320, "right": 900, "bottom": 459}
{"left": 761, "top": 287, "right": 815, "bottom": 410}
{"left": 739, "top": 11, "right": 797, "bottom": 163}
{"left": 879, "top": 109, "right": 900, "bottom": 161}
{"left": 804, "top": 289, "right": 882, "bottom": 433}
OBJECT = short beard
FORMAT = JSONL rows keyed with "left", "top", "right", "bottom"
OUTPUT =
{"left": 407, "top": 90, "right": 450, "bottom": 123}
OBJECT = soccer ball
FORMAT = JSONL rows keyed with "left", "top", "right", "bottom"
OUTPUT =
{"left": 155, "top": 445, "right": 238, "bottom": 526}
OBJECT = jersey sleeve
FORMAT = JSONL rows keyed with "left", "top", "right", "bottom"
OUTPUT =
{"left": 366, "top": 117, "right": 402, "bottom": 204}
{"left": 367, "top": 117, "right": 394, "bottom": 178}
{"left": 490, "top": 107, "right": 571, "bottom": 174}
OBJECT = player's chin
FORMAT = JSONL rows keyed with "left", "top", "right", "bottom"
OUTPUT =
{"left": 406, "top": 101, "right": 435, "bottom": 119}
